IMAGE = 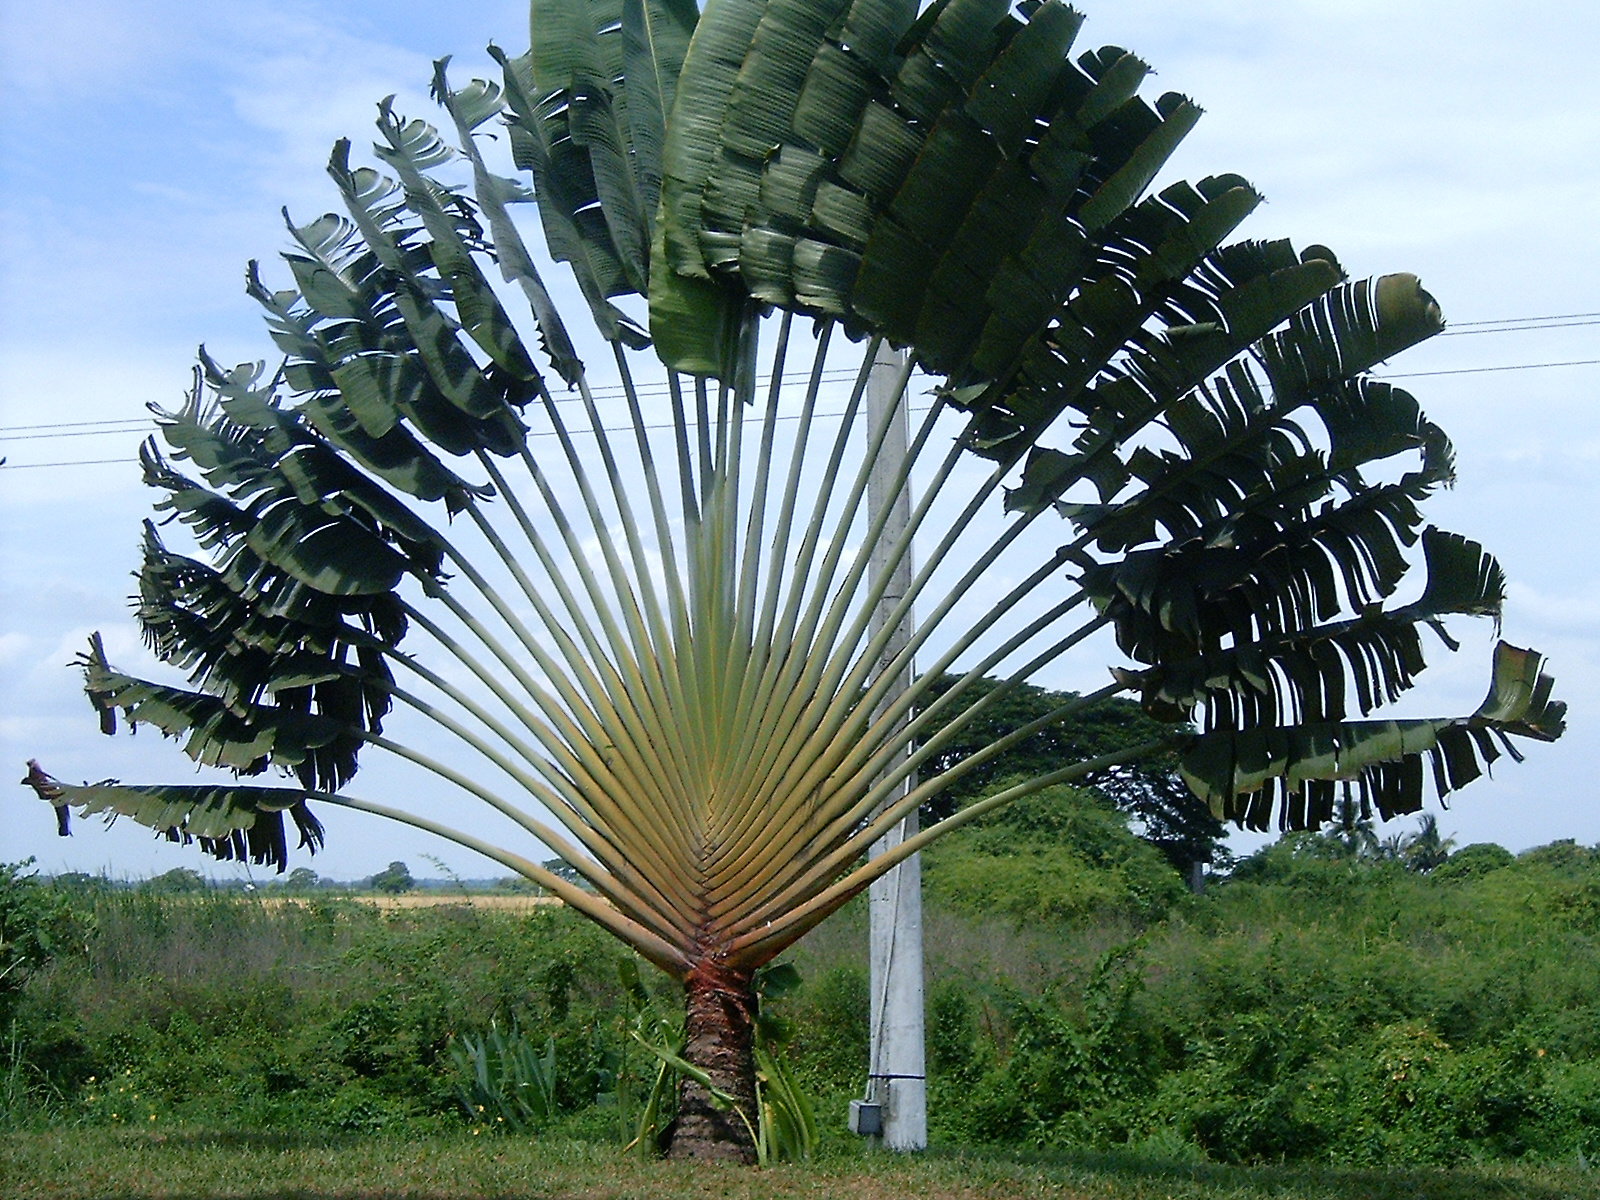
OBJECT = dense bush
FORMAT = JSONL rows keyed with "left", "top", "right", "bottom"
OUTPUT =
{"left": 922, "top": 785, "right": 1187, "bottom": 926}
{"left": 914, "top": 828, "right": 1600, "bottom": 1166}
{"left": 8, "top": 815, "right": 1600, "bottom": 1168}
{"left": 7, "top": 887, "right": 634, "bottom": 1133}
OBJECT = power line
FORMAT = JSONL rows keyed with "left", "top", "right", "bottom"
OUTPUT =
{"left": 1448, "top": 310, "right": 1600, "bottom": 327}
{"left": 0, "top": 368, "right": 872, "bottom": 440}
{"left": 0, "top": 456, "right": 134, "bottom": 471}
{"left": 0, "top": 427, "right": 152, "bottom": 444}
{"left": 0, "top": 406, "right": 921, "bottom": 472}
{"left": 1377, "top": 358, "right": 1600, "bottom": 379}
{"left": 0, "top": 417, "right": 152, "bottom": 434}
{"left": 3, "top": 311, "right": 1591, "bottom": 440}
{"left": 5, "top": 352, "right": 1595, "bottom": 468}
{"left": 1440, "top": 319, "right": 1600, "bottom": 337}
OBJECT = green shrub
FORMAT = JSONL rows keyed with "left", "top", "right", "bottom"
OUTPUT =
{"left": 1432, "top": 842, "right": 1515, "bottom": 880}
{"left": 14, "top": 837, "right": 1600, "bottom": 1166}
{"left": 924, "top": 785, "right": 1185, "bottom": 926}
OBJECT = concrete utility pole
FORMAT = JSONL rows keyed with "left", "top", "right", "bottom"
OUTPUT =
{"left": 864, "top": 342, "right": 926, "bottom": 1151}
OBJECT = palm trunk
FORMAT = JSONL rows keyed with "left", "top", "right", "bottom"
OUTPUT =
{"left": 668, "top": 962, "right": 758, "bottom": 1162}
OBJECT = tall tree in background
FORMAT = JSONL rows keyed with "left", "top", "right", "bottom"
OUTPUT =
{"left": 24, "top": 0, "right": 1563, "bottom": 1161}
{"left": 914, "top": 677, "right": 1227, "bottom": 872}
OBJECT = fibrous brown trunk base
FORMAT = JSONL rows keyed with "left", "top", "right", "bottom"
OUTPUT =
{"left": 667, "top": 963, "right": 757, "bottom": 1163}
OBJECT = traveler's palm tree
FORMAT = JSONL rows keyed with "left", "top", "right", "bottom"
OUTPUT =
{"left": 24, "top": 0, "right": 1564, "bottom": 1159}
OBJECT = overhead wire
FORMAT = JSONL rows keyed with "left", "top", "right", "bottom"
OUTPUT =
{"left": 0, "top": 405, "right": 945, "bottom": 472}
{"left": 3, "top": 310, "right": 1593, "bottom": 469}
{"left": 0, "top": 368, "right": 868, "bottom": 439}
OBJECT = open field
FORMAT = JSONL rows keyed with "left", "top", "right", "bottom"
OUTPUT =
{"left": 254, "top": 893, "right": 564, "bottom": 912}
{"left": 6, "top": 1130, "right": 1598, "bottom": 1200}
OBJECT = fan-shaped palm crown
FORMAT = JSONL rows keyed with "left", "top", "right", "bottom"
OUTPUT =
{"left": 25, "top": 0, "right": 1563, "bottom": 1161}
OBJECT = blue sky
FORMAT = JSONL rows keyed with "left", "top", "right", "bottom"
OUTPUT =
{"left": 2, "top": 0, "right": 1597, "bottom": 882}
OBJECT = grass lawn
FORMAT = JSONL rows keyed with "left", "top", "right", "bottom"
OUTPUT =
{"left": 5, "top": 1130, "right": 1598, "bottom": 1200}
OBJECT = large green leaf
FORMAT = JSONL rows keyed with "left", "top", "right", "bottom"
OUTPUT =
{"left": 1113, "top": 528, "right": 1507, "bottom": 729}
{"left": 22, "top": 761, "right": 323, "bottom": 874}
{"left": 648, "top": 0, "right": 1213, "bottom": 385}
{"left": 371, "top": 103, "right": 548, "bottom": 397}
{"left": 1179, "top": 641, "right": 1565, "bottom": 831}
{"left": 432, "top": 61, "right": 586, "bottom": 386}
{"left": 494, "top": 46, "right": 651, "bottom": 345}
{"left": 657, "top": 0, "right": 772, "bottom": 279}
{"left": 623, "top": 0, "right": 703, "bottom": 231}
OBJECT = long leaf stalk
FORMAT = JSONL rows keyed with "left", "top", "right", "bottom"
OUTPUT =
{"left": 713, "top": 631, "right": 1120, "bottom": 929}
{"left": 611, "top": 343, "right": 692, "bottom": 642}
{"left": 721, "top": 386, "right": 1042, "bottom": 840}
{"left": 378, "top": 672, "right": 700, "bottom": 916}
{"left": 539, "top": 379, "right": 712, "bottom": 815}
{"left": 694, "top": 377, "right": 714, "bottom": 512}
{"left": 725, "top": 676, "right": 1135, "bottom": 939}
{"left": 399, "top": 591, "right": 699, "bottom": 867}
{"left": 500, "top": 448, "right": 704, "bottom": 813}
{"left": 713, "top": 337, "right": 882, "bottom": 805}
{"left": 666, "top": 370, "right": 701, "bottom": 553}
{"left": 350, "top": 728, "right": 683, "bottom": 944}
{"left": 709, "top": 390, "right": 952, "bottom": 853}
{"left": 571, "top": 369, "right": 679, "bottom": 663}
{"left": 512, "top": 395, "right": 707, "bottom": 844}
{"left": 725, "top": 735, "right": 1175, "bottom": 966}
{"left": 363, "top": 672, "right": 700, "bottom": 947}
{"left": 703, "top": 601, "right": 1109, "bottom": 915}
{"left": 845, "top": 678, "right": 1138, "bottom": 857}
{"left": 732, "top": 321, "right": 835, "bottom": 742}
{"left": 458, "top": 497, "right": 677, "bottom": 788}
{"left": 734, "top": 311, "right": 792, "bottom": 651}
{"left": 510, "top": 438, "right": 710, "bottom": 805}
{"left": 421, "top": 581, "right": 643, "bottom": 793}
{"left": 469, "top": 452, "right": 681, "bottom": 797}
{"left": 379, "top": 597, "right": 704, "bottom": 916}
{"left": 835, "top": 604, "right": 1108, "bottom": 823}
{"left": 435, "top": 320, "right": 1126, "bottom": 928}
{"left": 533, "top": 383, "right": 687, "bottom": 748}
{"left": 710, "top": 327, "right": 758, "bottom": 727}
{"left": 708, "top": 390, "right": 1064, "bottom": 875}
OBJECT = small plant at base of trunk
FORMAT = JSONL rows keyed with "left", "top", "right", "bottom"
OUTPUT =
{"left": 448, "top": 1018, "right": 558, "bottom": 1132}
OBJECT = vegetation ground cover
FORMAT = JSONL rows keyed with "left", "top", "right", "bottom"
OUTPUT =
{"left": 7, "top": 1129, "right": 1599, "bottom": 1200}
{"left": 9, "top": 793, "right": 1600, "bottom": 1186}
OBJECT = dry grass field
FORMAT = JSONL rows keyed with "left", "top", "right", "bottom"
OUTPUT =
{"left": 253, "top": 893, "right": 564, "bottom": 913}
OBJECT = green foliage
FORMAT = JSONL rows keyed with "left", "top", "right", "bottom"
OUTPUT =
{"left": 913, "top": 835, "right": 1600, "bottom": 1166}
{"left": 369, "top": 862, "right": 414, "bottom": 895}
{"left": 915, "top": 678, "right": 1228, "bottom": 871}
{"left": 448, "top": 1018, "right": 557, "bottom": 1131}
{"left": 0, "top": 862, "right": 81, "bottom": 1012}
{"left": 4, "top": 881, "right": 623, "bottom": 1133}
{"left": 15, "top": 832, "right": 1600, "bottom": 1169}
{"left": 0, "top": 861, "right": 87, "bottom": 1123}
{"left": 146, "top": 868, "right": 207, "bottom": 894}
{"left": 1432, "top": 843, "right": 1515, "bottom": 881}
{"left": 924, "top": 784, "right": 1186, "bottom": 925}
{"left": 784, "top": 964, "right": 869, "bottom": 1093}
